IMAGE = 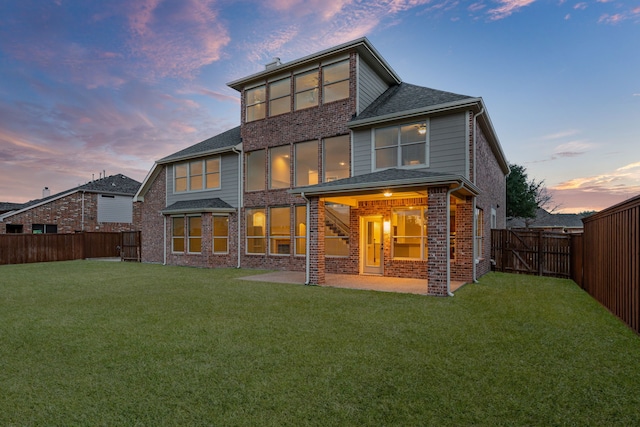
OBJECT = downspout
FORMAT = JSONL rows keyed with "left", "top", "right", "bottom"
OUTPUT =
{"left": 300, "top": 192, "right": 310, "bottom": 285}
{"left": 163, "top": 214, "right": 167, "bottom": 265}
{"left": 81, "top": 191, "right": 86, "bottom": 231}
{"left": 472, "top": 106, "right": 485, "bottom": 284}
{"left": 446, "top": 181, "right": 465, "bottom": 297}
{"left": 232, "top": 145, "right": 243, "bottom": 268}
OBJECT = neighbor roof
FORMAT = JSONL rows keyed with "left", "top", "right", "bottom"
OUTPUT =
{"left": 507, "top": 208, "right": 584, "bottom": 229}
{"left": 158, "top": 126, "right": 241, "bottom": 164}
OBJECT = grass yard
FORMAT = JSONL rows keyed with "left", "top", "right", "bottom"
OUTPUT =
{"left": 1, "top": 261, "right": 640, "bottom": 426}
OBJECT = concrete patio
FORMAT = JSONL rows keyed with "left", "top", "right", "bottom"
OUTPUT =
{"left": 239, "top": 271, "right": 466, "bottom": 295}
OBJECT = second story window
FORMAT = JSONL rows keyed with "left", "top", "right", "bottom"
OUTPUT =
{"left": 323, "top": 135, "right": 350, "bottom": 182}
{"left": 269, "top": 77, "right": 291, "bottom": 116}
{"left": 174, "top": 157, "right": 221, "bottom": 193}
{"left": 294, "top": 69, "right": 319, "bottom": 111}
{"left": 295, "top": 140, "right": 318, "bottom": 187}
{"left": 374, "top": 121, "right": 428, "bottom": 170}
{"left": 246, "top": 150, "right": 266, "bottom": 192}
{"left": 322, "top": 60, "right": 349, "bottom": 103}
{"left": 246, "top": 85, "right": 266, "bottom": 122}
{"left": 270, "top": 145, "right": 290, "bottom": 189}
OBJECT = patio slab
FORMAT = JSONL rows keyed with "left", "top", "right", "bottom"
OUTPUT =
{"left": 239, "top": 271, "right": 466, "bottom": 295}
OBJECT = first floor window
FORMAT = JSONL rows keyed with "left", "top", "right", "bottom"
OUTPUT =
{"left": 32, "top": 224, "right": 57, "bottom": 234}
{"left": 475, "top": 208, "right": 484, "bottom": 260}
{"left": 269, "top": 207, "right": 291, "bottom": 255}
{"left": 172, "top": 217, "right": 185, "bottom": 252}
{"left": 295, "top": 206, "right": 306, "bottom": 255}
{"left": 325, "top": 203, "right": 349, "bottom": 257}
{"left": 246, "top": 209, "right": 266, "bottom": 254}
{"left": 391, "top": 208, "right": 427, "bottom": 260}
{"left": 213, "top": 215, "right": 229, "bottom": 254}
{"left": 188, "top": 216, "right": 202, "bottom": 253}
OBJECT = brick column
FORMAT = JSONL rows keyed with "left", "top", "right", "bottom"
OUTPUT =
{"left": 427, "top": 187, "right": 448, "bottom": 296}
{"left": 308, "top": 197, "right": 325, "bottom": 285}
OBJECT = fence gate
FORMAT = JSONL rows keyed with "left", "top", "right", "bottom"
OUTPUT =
{"left": 121, "top": 231, "right": 141, "bottom": 262}
{"left": 491, "top": 229, "right": 572, "bottom": 278}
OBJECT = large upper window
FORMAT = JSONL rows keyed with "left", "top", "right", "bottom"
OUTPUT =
{"left": 269, "top": 78, "right": 291, "bottom": 116}
{"left": 213, "top": 215, "right": 229, "bottom": 254}
{"left": 246, "top": 150, "right": 265, "bottom": 192}
{"left": 322, "top": 60, "right": 349, "bottom": 103}
{"left": 325, "top": 203, "right": 349, "bottom": 257}
{"left": 246, "top": 85, "right": 266, "bottom": 122}
{"left": 246, "top": 209, "right": 266, "bottom": 254}
{"left": 295, "top": 141, "right": 318, "bottom": 187}
{"left": 323, "top": 135, "right": 350, "bottom": 182}
{"left": 391, "top": 208, "right": 427, "bottom": 260}
{"left": 174, "top": 157, "right": 220, "bottom": 193}
{"left": 295, "top": 206, "right": 306, "bottom": 256}
{"left": 270, "top": 145, "right": 290, "bottom": 189}
{"left": 269, "top": 207, "right": 291, "bottom": 255}
{"left": 374, "top": 121, "right": 427, "bottom": 169}
{"left": 294, "top": 70, "right": 319, "bottom": 110}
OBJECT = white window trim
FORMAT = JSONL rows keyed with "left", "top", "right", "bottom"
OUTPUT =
{"left": 371, "top": 119, "right": 430, "bottom": 171}
{"left": 187, "top": 215, "right": 202, "bottom": 254}
{"left": 391, "top": 207, "right": 428, "bottom": 261}
{"left": 171, "top": 215, "right": 185, "bottom": 254}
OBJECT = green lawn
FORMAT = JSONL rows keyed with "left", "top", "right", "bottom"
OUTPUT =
{"left": 1, "top": 261, "right": 639, "bottom": 426}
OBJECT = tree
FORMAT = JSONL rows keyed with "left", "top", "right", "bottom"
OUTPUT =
{"left": 506, "top": 164, "right": 544, "bottom": 218}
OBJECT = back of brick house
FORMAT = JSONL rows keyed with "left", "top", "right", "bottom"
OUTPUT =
{"left": 135, "top": 38, "right": 508, "bottom": 296}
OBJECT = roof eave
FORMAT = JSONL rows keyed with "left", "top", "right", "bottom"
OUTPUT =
{"left": 290, "top": 175, "right": 479, "bottom": 197}
{"left": 157, "top": 145, "right": 239, "bottom": 165}
{"left": 227, "top": 37, "right": 401, "bottom": 91}
{"left": 348, "top": 98, "right": 483, "bottom": 129}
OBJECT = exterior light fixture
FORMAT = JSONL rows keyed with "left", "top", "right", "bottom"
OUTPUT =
{"left": 418, "top": 124, "right": 427, "bottom": 135}
{"left": 383, "top": 192, "right": 392, "bottom": 197}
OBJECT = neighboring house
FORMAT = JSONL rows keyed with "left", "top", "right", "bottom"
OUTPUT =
{"left": 135, "top": 38, "right": 509, "bottom": 296}
{"left": 507, "top": 208, "right": 584, "bottom": 233}
{"left": 0, "top": 174, "right": 141, "bottom": 234}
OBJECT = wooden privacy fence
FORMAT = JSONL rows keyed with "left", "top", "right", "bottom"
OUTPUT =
{"left": 580, "top": 195, "right": 640, "bottom": 333}
{"left": 491, "top": 229, "right": 573, "bottom": 279}
{"left": 0, "top": 232, "right": 140, "bottom": 265}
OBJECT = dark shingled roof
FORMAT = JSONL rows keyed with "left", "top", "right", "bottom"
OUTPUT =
{"left": 0, "top": 202, "right": 25, "bottom": 213}
{"left": 507, "top": 208, "right": 585, "bottom": 229}
{"left": 162, "top": 198, "right": 234, "bottom": 213}
{"left": 353, "top": 83, "right": 474, "bottom": 122}
{"left": 302, "top": 168, "right": 452, "bottom": 190}
{"left": 18, "top": 174, "right": 141, "bottom": 210}
{"left": 159, "top": 126, "right": 241, "bottom": 163}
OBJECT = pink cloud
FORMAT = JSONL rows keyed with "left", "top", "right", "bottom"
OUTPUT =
{"left": 487, "top": 0, "right": 536, "bottom": 20}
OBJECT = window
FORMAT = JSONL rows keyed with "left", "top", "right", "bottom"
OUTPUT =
{"left": 270, "top": 145, "right": 290, "bottom": 189}
{"left": 391, "top": 208, "right": 427, "bottom": 260}
{"left": 323, "top": 135, "right": 350, "bottom": 182}
{"left": 213, "top": 215, "right": 229, "bottom": 254}
{"left": 172, "top": 217, "right": 185, "bottom": 252}
{"left": 269, "top": 77, "right": 291, "bottom": 116}
{"left": 476, "top": 208, "right": 484, "bottom": 260}
{"left": 246, "top": 85, "right": 266, "bottom": 122}
{"left": 188, "top": 216, "right": 202, "bottom": 253}
{"left": 246, "top": 209, "right": 266, "bottom": 254}
{"left": 269, "top": 207, "right": 291, "bottom": 255}
{"left": 325, "top": 203, "right": 349, "bottom": 257}
{"left": 246, "top": 150, "right": 265, "bottom": 192}
{"left": 295, "top": 69, "right": 319, "bottom": 110}
{"left": 295, "top": 141, "right": 318, "bottom": 187}
{"left": 32, "top": 224, "right": 57, "bottom": 234}
{"left": 374, "top": 121, "right": 427, "bottom": 169}
{"left": 322, "top": 60, "right": 349, "bottom": 103}
{"left": 491, "top": 207, "right": 497, "bottom": 229}
{"left": 6, "top": 224, "right": 23, "bottom": 233}
{"left": 295, "top": 206, "right": 306, "bottom": 255}
{"left": 174, "top": 157, "right": 221, "bottom": 192}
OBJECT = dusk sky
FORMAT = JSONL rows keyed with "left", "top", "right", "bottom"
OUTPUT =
{"left": 1, "top": 0, "right": 638, "bottom": 213}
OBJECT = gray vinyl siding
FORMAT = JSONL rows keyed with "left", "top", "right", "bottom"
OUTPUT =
{"left": 352, "top": 128, "right": 373, "bottom": 176}
{"left": 97, "top": 195, "right": 133, "bottom": 223}
{"left": 165, "top": 152, "right": 239, "bottom": 207}
{"left": 428, "top": 113, "right": 467, "bottom": 177}
{"left": 357, "top": 58, "right": 389, "bottom": 114}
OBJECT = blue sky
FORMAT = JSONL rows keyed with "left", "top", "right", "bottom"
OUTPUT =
{"left": 0, "top": 0, "right": 638, "bottom": 213}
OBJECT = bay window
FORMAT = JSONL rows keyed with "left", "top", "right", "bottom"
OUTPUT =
{"left": 213, "top": 215, "right": 229, "bottom": 254}
{"left": 172, "top": 217, "right": 185, "bottom": 252}
{"left": 188, "top": 216, "right": 202, "bottom": 253}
